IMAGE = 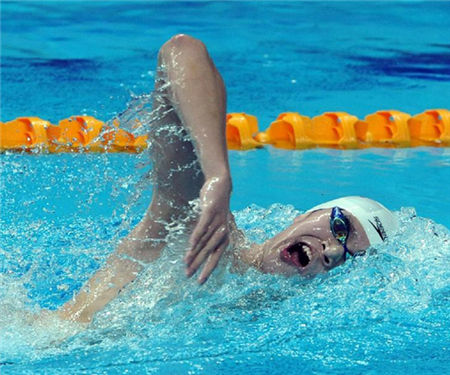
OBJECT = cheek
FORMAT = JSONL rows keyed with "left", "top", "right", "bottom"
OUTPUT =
{"left": 261, "top": 252, "right": 296, "bottom": 275}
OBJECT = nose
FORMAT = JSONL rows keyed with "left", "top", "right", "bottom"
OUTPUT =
{"left": 321, "top": 240, "right": 345, "bottom": 268}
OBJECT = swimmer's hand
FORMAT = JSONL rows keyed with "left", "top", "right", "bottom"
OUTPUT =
{"left": 185, "top": 175, "right": 231, "bottom": 284}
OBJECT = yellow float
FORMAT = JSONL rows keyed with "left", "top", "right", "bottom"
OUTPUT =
{"left": 0, "top": 116, "right": 147, "bottom": 153}
{"left": 1, "top": 109, "right": 449, "bottom": 152}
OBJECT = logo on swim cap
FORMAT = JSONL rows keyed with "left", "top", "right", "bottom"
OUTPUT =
{"left": 368, "top": 216, "right": 387, "bottom": 241}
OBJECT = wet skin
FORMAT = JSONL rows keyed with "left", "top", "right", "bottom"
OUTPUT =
{"left": 248, "top": 208, "right": 371, "bottom": 277}
{"left": 55, "top": 35, "right": 372, "bottom": 324}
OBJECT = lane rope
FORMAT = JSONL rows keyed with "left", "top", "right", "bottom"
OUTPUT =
{"left": 1, "top": 109, "right": 449, "bottom": 152}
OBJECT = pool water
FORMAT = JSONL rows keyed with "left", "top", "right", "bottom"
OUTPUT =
{"left": 1, "top": 1, "right": 450, "bottom": 374}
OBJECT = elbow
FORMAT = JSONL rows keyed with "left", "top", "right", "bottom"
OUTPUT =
{"left": 159, "top": 34, "right": 208, "bottom": 61}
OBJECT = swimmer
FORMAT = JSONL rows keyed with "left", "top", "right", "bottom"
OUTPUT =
{"left": 58, "top": 35, "right": 398, "bottom": 323}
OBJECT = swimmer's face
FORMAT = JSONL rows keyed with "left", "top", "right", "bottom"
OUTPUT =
{"left": 258, "top": 209, "right": 370, "bottom": 277}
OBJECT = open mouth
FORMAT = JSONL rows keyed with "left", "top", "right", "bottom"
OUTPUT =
{"left": 280, "top": 242, "right": 312, "bottom": 269}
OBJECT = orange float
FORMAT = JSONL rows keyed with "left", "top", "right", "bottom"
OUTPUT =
{"left": 50, "top": 116, "right": 104, "bottom": 152}
{"left": 355, "top": 110, "right": 411, "bottom": 147}
{"left": 256, "top": 112, "right": 313, "bottom": 149}
{"left": 226, "top": 113, "right": 262, "bottom": 150}
{"left": 309, "top": 112, "right": 359, "bottom": 148}
{"left": 408, "top": 109, "right": 450, "bottom": 146}
{"left": 0, "top": 117, "right": 49, "bottom": 150}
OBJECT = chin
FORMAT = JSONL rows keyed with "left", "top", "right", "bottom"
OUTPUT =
{"left": 296, "top": 265, "right": 324, "bottom": 278}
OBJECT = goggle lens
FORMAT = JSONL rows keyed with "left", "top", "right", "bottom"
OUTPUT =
{"left": 330, "top": 207, "right": 351, "bottom": 259}
{"left": 331, "top": 217, "right": 349, "bottom": 244}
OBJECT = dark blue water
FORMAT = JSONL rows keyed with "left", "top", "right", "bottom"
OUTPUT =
{"left": 2, "top": 1, "right": 450, "bottom": 124}
{"left": 1, "top": 2, "right": 450, "bottom": 374}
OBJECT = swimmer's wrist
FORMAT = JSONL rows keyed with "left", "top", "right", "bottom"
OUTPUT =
{"left": 204, "top": 167, "right": 231, "bottom": 181}
{"left": 204, "top": 173, "right": 232, "bottom": 193}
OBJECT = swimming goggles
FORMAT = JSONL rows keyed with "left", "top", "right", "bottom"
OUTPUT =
{"left": 330, "top": 206, "right": 351, "bottom": 260}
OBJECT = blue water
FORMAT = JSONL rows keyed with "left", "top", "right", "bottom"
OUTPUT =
{"left": 1, "top": 1, "right": 450, "bottom": 374}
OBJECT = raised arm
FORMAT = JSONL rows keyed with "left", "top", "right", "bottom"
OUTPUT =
{"left": 158, "top": 35, "right": 232, "bottom": 283}
{"left": 58, "top": 35, "right": 233, "bottom": 322}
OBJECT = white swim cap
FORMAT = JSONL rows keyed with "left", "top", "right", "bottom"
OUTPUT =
{"left": 307, "top": 196, "right": 398, "bottom": 245}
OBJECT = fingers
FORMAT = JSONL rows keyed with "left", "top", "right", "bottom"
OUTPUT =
{"left": 197, "top": 239, "right": 229, "bottom": 284}
{"left": 185, "top": 219, "right": 218, "bottom": 266}
{"left": 185, "top": 206, "right": 220, "bottom": 265}
{"left": 188, "top": 207, "right": 213, "bottom": 253}
{"left": 186, "top": 223, "right": 227, "bottom": 277}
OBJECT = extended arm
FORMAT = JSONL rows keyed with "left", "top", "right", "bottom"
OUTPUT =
{"left": 58, "top": 206, "right": 168, "bottom": 323}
